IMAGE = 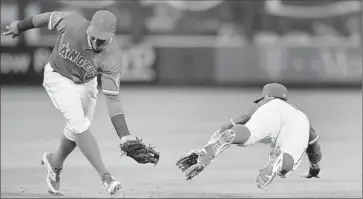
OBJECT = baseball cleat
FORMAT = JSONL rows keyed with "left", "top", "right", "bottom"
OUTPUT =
{"left": 102, "top": 173, "right": 122, "bottom": 195}
{"left": 256, "top": 146, "right": 283, "bottom": 189}
{"left": 176, "top": 151, "right": 199, "bottom": 172}
{"left": 184, "top": 149, "right": 208, "bottom": 180}
{"left": 41, "top": 152, "right": 63, "bottom": 196}
{"left": 177, "top": 129, "right": 236, "bottom": 180}
{"left": 205, "top": 129, "right": 236, "bottom": 157}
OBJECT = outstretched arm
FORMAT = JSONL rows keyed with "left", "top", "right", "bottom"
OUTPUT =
{"left": 219, "top": 113, "right": 251, "bottom": 133}
{"left": 18, "top": 12, "right": 52, "bottom": 31}
{"left": 100, "top": 63, "right": 131, "bottom": 139}
{"left": 304, "top": 126, "right": 322, "bottom": 178}
{"left": 103, "top": 84, "right": 159, "bottom": 165}
{"left": 100, "top": 56, "right": 159, "bottom": 165}
{"left": 218, "top": 99, "right": 271, "bottom": 133}
{"left": 104, "top": 93, "right": 131, "bottom": 139}
{"left": 3, "top": 11, "right": 70, "bottom": 38}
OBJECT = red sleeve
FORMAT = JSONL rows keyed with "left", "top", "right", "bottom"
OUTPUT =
{"left": 100, "top": 58, "right": 121, "bottom": 96}
{"left": 308, "top": 125, "right": 320, "bottom": 145}
{"left": 48, "top": 11, "right": 86, "bottom": 34}
{"left": 231, "top": 98, "right": 274, "bottom": 125}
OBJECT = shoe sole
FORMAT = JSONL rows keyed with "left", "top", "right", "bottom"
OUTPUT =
{"left": 185, "top": 164, "right": 205, "bottom": 180}
{"left": 176, "top": 152, "right": 199, "bottom": 172}
{"left": 41, "top": 152, "right": 61, "bottom": 195}
{"left": 48, "top": 190, "right": 64, "bottom": 196}
{"left": 256, "top": 147, "right": 283, "bottom": 189}
{"left": 205, "top": 129, "right": 235, "bottom": 158}
{"left": 107, "top": 181, "right": 122, "bottom": 195}
{"left": 184, "top": 130, "right": 235, "bottom": 180}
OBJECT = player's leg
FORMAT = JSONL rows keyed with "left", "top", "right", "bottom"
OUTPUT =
{"left": 73, "top": 130, "right": 109, "bottom": 176}
{"left": 278, "top": 153, "right": 295, "bottom": 177}
{"left": 178, "top": 103, "right": 278, "bottom": 180}
{"left": 77, "top": 80, "right": 122, "bottom": 195}
{"left": 256, "top": 148, "right": 296, "bottom": 188}
{"left": 42, "top": 63, "right": 79, "bottom": 195}
{"left": 202, "top": 102, "right": 280, "bottom": 159}
{"left": 257, "top": 111, "right": 310, "bottom": 188}
{"left": 48, "top": 82, "right": 93, "bottom": 170}
{"left": 276, "top": 113, "right": 310, "bottom": 178}
{"left": 238, "top": 101, "right": 286, "bottom": 189}
{"left": 177, "top": 124, "right": 253, "bottom": 180}
{"left": 42, "top": 64, "right": 114, "bottom": 194}
{"left": 204, "top": 100, "right": 282, "bottom": 156}
{"left": 51, "top": 131, "right": 77, "bottom": 169}
{"left": 73, "top": 129, "right": 122, "bottom": 194}
{"left": 255, "top": 146, "right": 284, "bottom": 188}
{"left": 41, "top": 132, "right": 76, "bottom": 196}
{"left": 201, "top": 124, "right": 252, "bottom": 164}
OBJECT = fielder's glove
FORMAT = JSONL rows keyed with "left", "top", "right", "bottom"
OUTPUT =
{"left": 303, "top": 162, "right": 320, "bottom": 179}
{"left": 3, "top": 21, "right": 21, "bottom": 38}
{"left": 119, "top": 137, "right": 160, "bottom": 165}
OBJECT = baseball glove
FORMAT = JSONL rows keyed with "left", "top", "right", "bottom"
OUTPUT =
{"left": 119, "top": 137, "right": 160, "bottom": 165}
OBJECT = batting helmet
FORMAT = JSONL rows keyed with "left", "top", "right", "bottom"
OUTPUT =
{"left": 254, "top": 83, "right": 288, "bottom": 103}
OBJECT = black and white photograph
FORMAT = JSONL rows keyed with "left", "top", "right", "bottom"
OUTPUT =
{"left": 1, "top": 0, "right": 362, "bottom": 197}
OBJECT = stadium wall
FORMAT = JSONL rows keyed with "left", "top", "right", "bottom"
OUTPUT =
{"left": 1, "top": 39, "right": 361, "bottom": 88}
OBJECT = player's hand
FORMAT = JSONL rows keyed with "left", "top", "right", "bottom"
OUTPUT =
{"left": 303, "top": 162, "right": 320, "bottom": 179}
{"left": 3, "top": 21, "right": 21, "bottom": 38}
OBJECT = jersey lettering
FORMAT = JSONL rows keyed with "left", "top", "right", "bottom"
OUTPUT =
{"left": 83, "top": 62, "right": 94, "bottom": 72}
{"left": 67, "top": 49, "right": 80, "bottom": 62}
{"left": 59, "top": 43, "right": 70, "bottom": 59}
{"left": 58, "top": 42, "right": 98, "bottom": 81}
{"left": 76, "top": 56, "right": 87, "bottom": 66}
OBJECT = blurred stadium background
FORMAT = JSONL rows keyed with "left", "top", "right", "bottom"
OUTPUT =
{"left": 1, "top": 0, "right": 362, "bottom": 86}
{"left": 1, "top": 0, "right": 362, "bottom": 197}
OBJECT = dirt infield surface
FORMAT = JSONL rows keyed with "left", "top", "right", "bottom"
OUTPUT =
{"left": 1, "top": 86, "right": 361, "bottom": 198}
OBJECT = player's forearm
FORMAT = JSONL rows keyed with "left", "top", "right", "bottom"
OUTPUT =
{"left": 18, "top": 12, "right": 51, "bottom": 33}
{"left": 105, "top": 94, "right": 131, "bottom": 138}
{"left": 306, "top": 126, "right": 322, "bottom": 164}
{"left": 111, "top": 114, "right": 131, "bottom": 139}
{"left": 306, "top": 140, "right": 322, "bottom": 165}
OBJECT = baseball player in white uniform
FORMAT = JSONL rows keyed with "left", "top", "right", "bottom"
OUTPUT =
{"left": 176, "top": 83, "right": 322, "bottom": 188}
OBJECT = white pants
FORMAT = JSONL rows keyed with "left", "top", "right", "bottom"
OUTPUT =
{"left": 243, "top": 99, "right": 310, "bottom": 171}
{"left": 43, "top": 63, "right": 98, "bottom": 141}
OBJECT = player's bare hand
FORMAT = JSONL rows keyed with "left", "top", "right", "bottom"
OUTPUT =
{"left": 3, "top": 21, "right": 20, "bottom": 38}
{"left": 302, "top": 162, "right": 320, "bottom": 179}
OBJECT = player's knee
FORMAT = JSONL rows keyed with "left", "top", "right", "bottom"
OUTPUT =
{"left": 230, "top": 125, "right": 253, "bottom": 146}
{"left": 280, "top": 153, "right": 294, "bottom": 175}
{"left": 68, "top": 118, "right": 90, "bottom": 135}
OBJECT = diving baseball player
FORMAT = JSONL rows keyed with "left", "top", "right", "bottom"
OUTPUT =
{"left": 176, "top": 83, "right": 322, "bottom": 188}
{"left": 3, "top": 10, "right": 160, "bottom": 196}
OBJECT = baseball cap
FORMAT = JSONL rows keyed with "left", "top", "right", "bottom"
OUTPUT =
{"left": 86, "top": 10, "right": 117, "bottom": 40}
{"left": 254, "top": 83, "right": 288, "bottom": 103}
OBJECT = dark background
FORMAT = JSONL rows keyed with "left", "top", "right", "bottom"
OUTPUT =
{"left": 1, "top": 0, "right": 361, "bottom": 87}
